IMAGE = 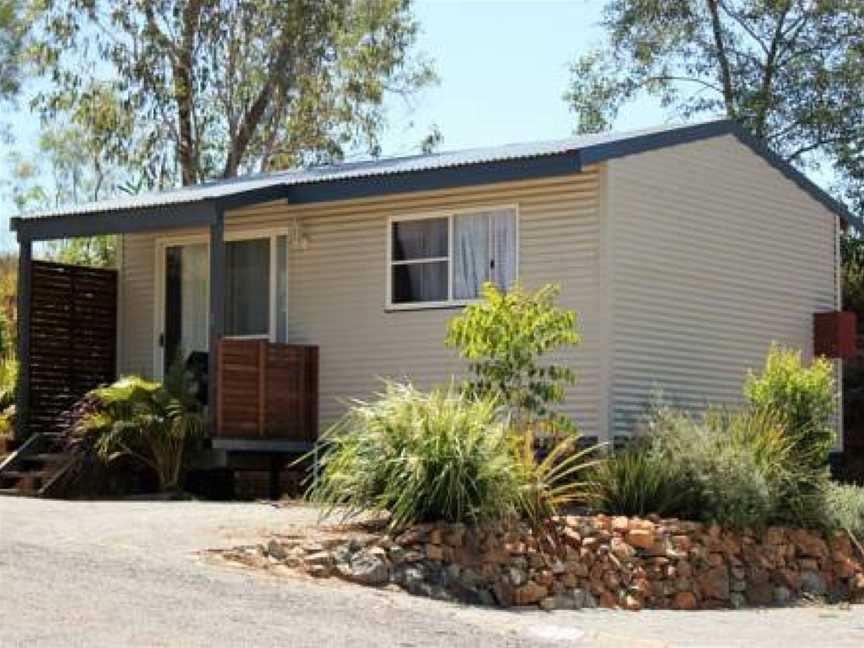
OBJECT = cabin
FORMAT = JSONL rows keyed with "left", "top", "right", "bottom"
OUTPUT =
{"left": 4, "top": 119, "right": 860, "bottom": 495}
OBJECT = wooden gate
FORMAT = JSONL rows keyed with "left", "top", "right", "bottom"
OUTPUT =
{"left": 27, "top": 261, "right": 118, "bottom": 436}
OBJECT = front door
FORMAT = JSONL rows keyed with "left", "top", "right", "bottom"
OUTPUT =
{"left": 162, "top": 242, "right": 209, "bottom": 377}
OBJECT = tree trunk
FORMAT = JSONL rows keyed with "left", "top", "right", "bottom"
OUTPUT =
{"left": 706, "top": 0, "right": 737, "bottom": 118}
{"left": 174, "top": 0, "right": 203, "bottom": 186}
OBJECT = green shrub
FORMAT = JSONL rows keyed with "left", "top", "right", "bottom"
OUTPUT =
{"left": 307, "top": 381, "right": 599, "bottom": 530}
{"left": 612, "top": 399, "right": 801, "bottom": 529}
{"left": 307, "top": 382, "right": 523, "bottom": 529}
{"left": 76, "top": 373, "right": 204, "bottom": 492}
{"left": 445, "top": 282, "right": 580, "bottom": 430}
{"left": 587, "top": 445, "right": 686, "bottom": 517}
{"left": 743, "top": 344, "right": 837, "bottom": 469}
{"left": 825, "top": 482, "right": 864, "bottom": 537}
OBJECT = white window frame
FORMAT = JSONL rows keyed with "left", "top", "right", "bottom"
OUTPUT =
{"left": 385, "top": 203, "right": 520, "bottom": 311}
{"left": 152, "top": 226, "right": 291, "bottom": 379}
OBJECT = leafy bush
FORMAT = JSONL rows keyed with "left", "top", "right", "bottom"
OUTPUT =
{"left": 825, "top": 482, "right": 864, "bottom": 538}
{"left": 308, "top": 382, "right": 522, "bottom": 528}
{"left": 592, "top": 398, "right": 808, "bottom": 529}
{"left": 743, "top": 344, "right": 837, "bottom": 469}
{"left": 307, "top": 381, "right": 598, "bottom": 530}
{"left": 445, "top": 283, "right": 580, "bottom": 430}
{"left": 587, "top": 445, "right": 686, "bottom": 517}
{"left": 0, "top": 356, "right": 17, "bottom": 441}
{"left": 76, "top": 373, "right": 204, "bottom": 492}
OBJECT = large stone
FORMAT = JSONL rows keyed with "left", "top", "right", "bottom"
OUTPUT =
{"left": 746, "top": 583, "right": 774, "bottom": 606}
{"left": 625, "top": 529, "right": 654, "bottom": 551}
{"left": 699, "top": 566, "right": 730, "bottom": 601}
{"left": 773, "top": 586, "right": 792, "bottom": 606}
{"left": 266, "top": 539, "right": 287, "bottom": 560}
{"left": 799, "top": 570, "right": 827, "bottom": 597}
{"left": 673, "top": 591, "right": 698, "bottom": 610}
{"left": 791, "top": 529, "right": 829, "bottom": 559}
{"left": 493, "top": 579, "right": 515, "bottom": 607}
{"left": 514, "top": 581, "right": 549, "bottom": 606}
{"left": 612, "top": 517, "right": 631, "bottom": 533}
{"left": 508, "top": 566, "right": 528, "bottom": 587}
{"left": 342, "top": 548, "right": 389, "bottom": 586}
{"left": 611, "top": 537, "right": 636, "bottom": 561}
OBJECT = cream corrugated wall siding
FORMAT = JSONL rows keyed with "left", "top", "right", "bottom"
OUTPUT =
{"left": 606, "top": 135, "right": 838, "bottom": 436}
{"left": 118, "top": 169, "right": 608, "bottom": 438}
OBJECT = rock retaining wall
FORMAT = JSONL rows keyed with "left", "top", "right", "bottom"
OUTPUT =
{"left": 257, "top": 515, "right": 864, "bottom": 610}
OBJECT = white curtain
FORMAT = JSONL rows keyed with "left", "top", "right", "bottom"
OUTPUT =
{"left": 180, "top": 243, "right": 209, "bottom": 355}
{"left": 453, "top": 213, "right": 489, "bottom": 299}
{"left": 453, "top": 209, "right": 516, "bottom": 298}
{"left": 490, "top": 209, "right": 516, "bottom": 290}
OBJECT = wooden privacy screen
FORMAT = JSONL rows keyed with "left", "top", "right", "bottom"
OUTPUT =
{"left": 216, "top": 339, "right": 318, "bottom": 442}
{"left": 28, "top": 261, "right": 118, "bottom": 436}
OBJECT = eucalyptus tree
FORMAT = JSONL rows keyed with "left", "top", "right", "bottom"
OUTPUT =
{"left": 566, "top": 0, "right": 864, "bottom": 216}
{"left": 31, "top": 0, "right": 435, "bottom": 188}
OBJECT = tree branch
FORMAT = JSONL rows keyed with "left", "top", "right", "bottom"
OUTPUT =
{"left": 706, "top": 0, "right": 737, "bottom": 118}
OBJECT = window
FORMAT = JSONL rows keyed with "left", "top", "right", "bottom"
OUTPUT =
{"left": 225, "top": 238, "right": 271, "bottom": 336}
{"left": 388, "top": 207, "right": 517, "bottom": 307}
{"left": 223, "top": 235, "right": 289, "bottom": 339}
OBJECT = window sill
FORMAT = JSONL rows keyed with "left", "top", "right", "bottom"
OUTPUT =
{"left": 385, "top": 301, "right": 478, "bottom": 313}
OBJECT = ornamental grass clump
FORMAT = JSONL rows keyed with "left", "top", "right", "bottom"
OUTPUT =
{"left": 307, "top": 382, "right": 523, "bottom": 529}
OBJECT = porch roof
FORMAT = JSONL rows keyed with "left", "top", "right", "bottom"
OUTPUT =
{"left": 9, "top": 118, "right": 861, "bottom": 240}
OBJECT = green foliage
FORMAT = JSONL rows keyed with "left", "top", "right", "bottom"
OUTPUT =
{"left": 307, "top": 382, "right": 523, "bottom": 529}
{"left": 842, "top": 235, "right": 864, "bottom": 320}
{"left": 825, "top": 482, "right": 864, "bottom": 537}
{"left": 30, "top": 0, "right": 437, "bottom": 187}
{"left": 565, "top": 1, "right": 864, "bottom": 221}
{"left": 591, "top": 392, "right": 831, "bottom": 530}
{"left": 76, "top": 372, "right": 204, "bottom": 492}
{"left": 640, "top": 401, "right": 798, "bottom": 529}
{"left": 0, "top": 0, "right": 25, "bottom": 102}
{"left": 49, "top": 236, "right": 117, "bottom": 268}
{"left": 587, "top": 445, "right": 685, "bottom": 518}
{"left": 743, "top": 344, "right": 837, "bottom": 470}
{"left": 445, "top": 283, "right": 581, "bottom": 429}
{"left": 306, "top": 381, "right": 599, "bottom": 530}
{"left": 510, "top": 428, "right": 601, "bottom": 532}
{"left": 0, "top": 354, "right": 17, "bottom": 412}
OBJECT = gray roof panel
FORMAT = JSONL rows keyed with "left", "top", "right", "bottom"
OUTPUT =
{"left": 11, "top": 118, "right": 860, "bottom": 231}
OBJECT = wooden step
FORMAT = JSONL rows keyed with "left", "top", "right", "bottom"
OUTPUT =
{"left": 23, "top": 453, "right": 68, "bottom": 465}
{"left": 0, "top": 488, "right": 32, "bottom": 497}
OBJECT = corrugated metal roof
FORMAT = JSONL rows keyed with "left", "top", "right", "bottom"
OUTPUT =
{"left": 19, "top": 121, "right": 709, "bottom": 219}
{"left": 13, "top": 117, "right": 858, "bottom": 231}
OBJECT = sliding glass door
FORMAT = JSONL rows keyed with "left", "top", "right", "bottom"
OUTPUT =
{"left": 158, "top": 233, "right": 289, "bottom": 378}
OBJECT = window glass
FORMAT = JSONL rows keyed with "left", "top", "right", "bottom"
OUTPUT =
{"left": 276, "top": 235, "right": 288, "bottom": 342}
{"left": 392, "top": 261, "right": 448, "bottom": 304}
{"left": 392, "top": 218, "right": 448, "bottom": 260}
{"left": 225, "top": 238, "right": 270, "bottom": 336}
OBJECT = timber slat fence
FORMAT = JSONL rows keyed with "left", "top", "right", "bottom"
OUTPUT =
{"left": 27, "top": 261, "right": 118, "bottom": 436}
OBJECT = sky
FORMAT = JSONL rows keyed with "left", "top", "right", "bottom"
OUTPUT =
{"left": 0, "top": 1, "right": 681, "bottom": 249}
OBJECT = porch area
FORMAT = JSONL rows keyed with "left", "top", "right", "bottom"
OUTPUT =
{"left": 4, "top": 199, "right": 320, "bottom": 496}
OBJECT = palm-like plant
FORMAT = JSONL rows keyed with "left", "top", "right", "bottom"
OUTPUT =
{"left": 76, "top": 371, "right": 204, "bottom": 493}
{"left": 511, "top": 428, "right": 602, "bottom": 549}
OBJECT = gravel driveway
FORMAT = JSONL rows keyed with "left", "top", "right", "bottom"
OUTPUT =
{"left": 1, "top": 497, "right": 862, "bottom": 648}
